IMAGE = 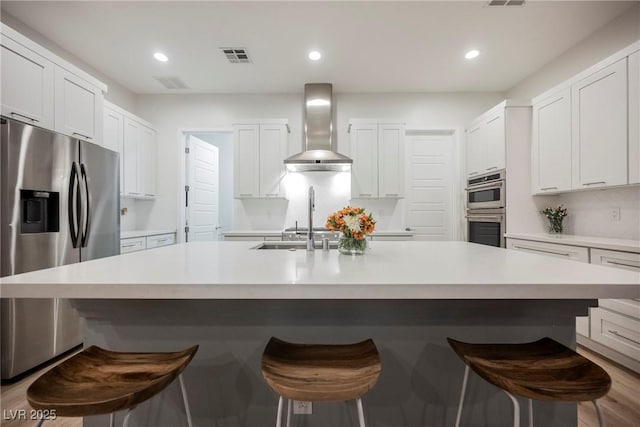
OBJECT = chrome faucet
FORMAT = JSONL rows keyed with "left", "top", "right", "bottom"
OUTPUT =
{"left": 307, "top": 186, "right": 315, "bottom": 251}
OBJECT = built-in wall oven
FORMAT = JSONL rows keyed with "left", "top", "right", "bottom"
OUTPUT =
{"left": 466, "top": 170, "right": 506, "bottom": 248}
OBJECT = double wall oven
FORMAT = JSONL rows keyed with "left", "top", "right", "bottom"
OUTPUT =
{"left": 466, "top": 170, "right": 506, "bottom": 248}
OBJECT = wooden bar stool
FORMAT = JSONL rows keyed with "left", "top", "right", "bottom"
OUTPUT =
{"left": 261, "top": 337, "right": 381, "bottom": 427}
{"left": 447, "top": 337, "right": 611, "bottom": 427}
{"left": 27, "top": 345, "right": 198, "bottom": 427}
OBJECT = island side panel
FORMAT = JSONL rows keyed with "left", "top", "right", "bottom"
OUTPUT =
{"left": 75, "top": 299, "right": 593, "bottom": 427}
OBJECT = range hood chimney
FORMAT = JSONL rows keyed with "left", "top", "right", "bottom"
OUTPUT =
{"left": 284, "top": 83, "right": 352, "bottom": 172}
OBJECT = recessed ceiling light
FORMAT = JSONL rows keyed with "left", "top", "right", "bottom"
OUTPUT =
{"left": 154, "top": 52, "right": 169, "bottom": 62}
{"left": 308, "top": 51, "right": 322, "bottom": 61}
{"left": 465, "top": 50, "right": 480, "bottom": 60}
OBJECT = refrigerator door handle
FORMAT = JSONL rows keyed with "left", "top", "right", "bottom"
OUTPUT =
{"left": 80, "top": 163, "right": 91, "bottom": 247}
{"left": 68, "top": 162, "right": 80, "bottom": 248}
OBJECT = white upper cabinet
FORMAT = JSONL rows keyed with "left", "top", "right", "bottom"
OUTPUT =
{"left": 54, "top": 67, "right": 103, "bottom": 144}
{"left": 1, "top": 36, "right": 54, "bottom": 128}
{"left": 350, "top": 121, "right": 404, "bottom": 198}
{"left": 258, "top": 123, "right": 288, "bottom": 198}
{"left": 350, "top": 123, "right": 378, "bottom": 198}
{"left": 572, "top": 58, "right": 628, "bottom": 189}
{"left": 1, "top": 23, "right": 106, "bottom": 143}
{"left": 116, "top": 106, "right": 157, "bottom": 199}
{"left": 378, "top": 124, "right": 405, "bottom": 197}
{"left": 123, "top": 117, "right": 140, "bottom": 197}
{"left": 139, "top": 125, "right": 156, "bottom": 197}
{"left": 103, "top": 104, "right": 124, "bottom": 194}
{"left": 466, "top": 102, "right": 505, "bottom": 177}
{"left": 233, "top": 122, "right": 287, "bottom": 199}
{"left": 531, "top": 88, "right": 572, "bottom": 193}
{"left": 629, "top": 50, "right": 640, "bottom": 184}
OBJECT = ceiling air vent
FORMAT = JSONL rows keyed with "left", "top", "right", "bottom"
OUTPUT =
{"left": 487, "top": 0, "right": 525, "bottom": 6}
{"left": 220, "top": 47, "right": 252, "bottom": 63}
{"left": 153, "top": 76, "right": 190, "bottom": 90}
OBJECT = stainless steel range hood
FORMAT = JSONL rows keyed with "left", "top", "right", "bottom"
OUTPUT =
{"left": 284, "top": 83, "right": 352, "bottom": 172}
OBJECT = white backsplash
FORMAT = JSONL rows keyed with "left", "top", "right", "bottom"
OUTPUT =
{"left": 232, "top": 172, "right": 406, "bottom": 231}
{"left": 554, "top": 186, "right": 640, "bottom": 240}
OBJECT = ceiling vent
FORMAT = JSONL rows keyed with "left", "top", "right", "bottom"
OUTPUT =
{"left": 153, "top": 76, "right": 190, "bottom": 90}
{"left": 220, "top": 47, "right": 252, "bottom": 63}
{"left": 487, "top": 0, "right": 525, "bottom": 6}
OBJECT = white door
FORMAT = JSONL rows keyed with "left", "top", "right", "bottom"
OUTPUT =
{"left": 405, "top": 133, "right": 454, "bottom": 241}
{"left": 187, "top": 136, "right": 220, "bottom": 241}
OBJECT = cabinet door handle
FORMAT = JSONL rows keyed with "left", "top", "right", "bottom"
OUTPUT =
{"left": 512, "top": 245, "right": 571, "bottom": 257}
{"left": 540, "top": 186, "right": 558, "bottom": 191}
{"left": 73, "top": 132, "right": 92, "bottom": 140}
{"left": 608, "top": 330, "right": 640, "bottom": 346}
{"left": 604, "top": 260, "right": 640, "bottom": 270}
{"left": 10, "top": 112, "right": 39, "bottom": 122}
{"left": 583, "top": 181, "right": 605, "bottom": 186}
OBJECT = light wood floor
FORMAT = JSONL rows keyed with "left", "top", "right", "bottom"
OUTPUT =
{"left": 1, "top": 345, "right": 638, "bottom": 426}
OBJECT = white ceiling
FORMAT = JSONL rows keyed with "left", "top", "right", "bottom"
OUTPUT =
{"left": 1, "top": 1, "right": 635, "bottom": 94}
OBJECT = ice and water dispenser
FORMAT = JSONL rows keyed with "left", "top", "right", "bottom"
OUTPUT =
{"left": 20, "top": 190, "right": 59, "bottom": 233}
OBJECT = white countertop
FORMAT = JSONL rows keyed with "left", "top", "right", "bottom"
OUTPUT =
{"left": 1, "top": 241, "right": 637, "bottom": 300}
{"left": 223, "top": 230, "right": 414, "bottom": 237}
{"left": 222, "top": 230, "right": 282, "bottom": 237}
{"left": 505, "top": 233, "right": 640, "bottom": 253}
{"left": 121, "top": 229, "right": 177, "bottom": 239}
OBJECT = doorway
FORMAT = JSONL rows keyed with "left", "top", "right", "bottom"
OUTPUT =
{"left": 404, "top": 130, "right": 461, "bottom": 241}
{"left": 180, "top": 131, "right": 234, "bottom": 242}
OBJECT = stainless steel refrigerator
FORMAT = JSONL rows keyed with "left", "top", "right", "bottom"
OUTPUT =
{"left": 1, "top": 117, "right": 119, "bottom": 379}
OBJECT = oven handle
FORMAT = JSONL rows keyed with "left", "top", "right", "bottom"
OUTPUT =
{"left": 465, "top": 181, "right": 503, "bottom": 191}
{"left": 465, "top": 215, "right": 504, "bottom": 220}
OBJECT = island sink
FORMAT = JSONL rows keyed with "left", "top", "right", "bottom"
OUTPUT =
{"left": 252, "top": 241, "right": 338, "bottom": 250}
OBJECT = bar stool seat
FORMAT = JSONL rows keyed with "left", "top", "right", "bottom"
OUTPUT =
{"left": 261, "top": 337, "right": 381, "bottom": 426}
{"left": 447, "top": 337, "right": 611, "bottom": 427}
{"left": 27, "top": 345, "right": 198, "bottom": 426}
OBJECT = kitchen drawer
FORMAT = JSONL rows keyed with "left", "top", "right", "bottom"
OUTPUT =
{"left": 146, "top": 233, "right": 175, "bottom": 249}
{"left": 506, "top": 238, "right": 589, "bottom": 263}
{"left": 591, "top": 307, "right": 640, "bottom": 361}
{"left": 120, "top": 237, "right": 145, "bottom": 254}
{"left": 591, "top": 248, "right": 640, "bottom": 271}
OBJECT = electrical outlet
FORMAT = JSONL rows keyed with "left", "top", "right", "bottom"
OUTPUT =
{"left": 610, "top": 207, "right": 621, "bottom": 222}
{"left": 293, "top": 400, "right": 312, "bottom": 414}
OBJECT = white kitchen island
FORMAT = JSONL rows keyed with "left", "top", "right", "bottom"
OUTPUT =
{"left": 2, "top": 241, "right": 638, "bottom": 427}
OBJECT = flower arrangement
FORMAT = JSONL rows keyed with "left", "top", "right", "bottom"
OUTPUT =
{"left": 326, "top": 206, "right": 376, "bottom": 254}
{"left": 541, "top": 205, "right": 568, "bottom": 233}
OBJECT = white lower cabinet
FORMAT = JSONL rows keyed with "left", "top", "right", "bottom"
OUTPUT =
{"left": 146, "top": 233, "right": 176, "bottom": 249}
{"left": 508, "top": 237, "right": 640, "bottom": 372}
{"left": 120, "top": 233, "right": 176, "bottom": 254}
{"left": 505, "top": 238, "right": 589, "bottom": 263}
{"left": 589, "top": 249, "right": 640, "bottom": 372}
{"left": 120, "top": 236, "right": 146, "bottom": 254}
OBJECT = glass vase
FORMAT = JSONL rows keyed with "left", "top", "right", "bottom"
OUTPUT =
{"left": 548, "top": 218, "right": 564, "bottom": 234}
{"left": 338, "top": 236, "right": 367, "bottom": 255}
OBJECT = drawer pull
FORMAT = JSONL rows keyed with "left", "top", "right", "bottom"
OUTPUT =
{"left": 608, "top": 330, "right": 640, "bottom": 346}
{"left": 583, "top": 181, "right": 605, "bottom": 186}
{"left": 540, "top": 186, "right": 558, "bottom": 191}
{"left": 72, "top": 132, "right": 92, "bottom": 140}
{"left": 10, "top": 112, "right": 39, "bottom": 122}
{"left": 485, "top": 166, "right": 498, "bottom": 171}
{"left": 512, "top": 245, "right": 570, "bottom": 257}
{"left": 359, "top": 193, "right": 372, "bottom": 197}
{"left": 238, "top": 193, "right": 253, "bottom": 197}
{"left": 605, "top": 260, "right": 640, "bottom": 270}
{"left": 122, "top": 243, "right": 139, "bottom": 248}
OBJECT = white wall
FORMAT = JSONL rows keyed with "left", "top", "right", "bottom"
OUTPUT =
{"left": 1, "top": 12, "right": 137, "bottom": 111}
{"left": 505, "top": 4, "right": 640, "bottom": 240}
{"left": 136, "top": 92, "right": 504, "bottom": 232}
